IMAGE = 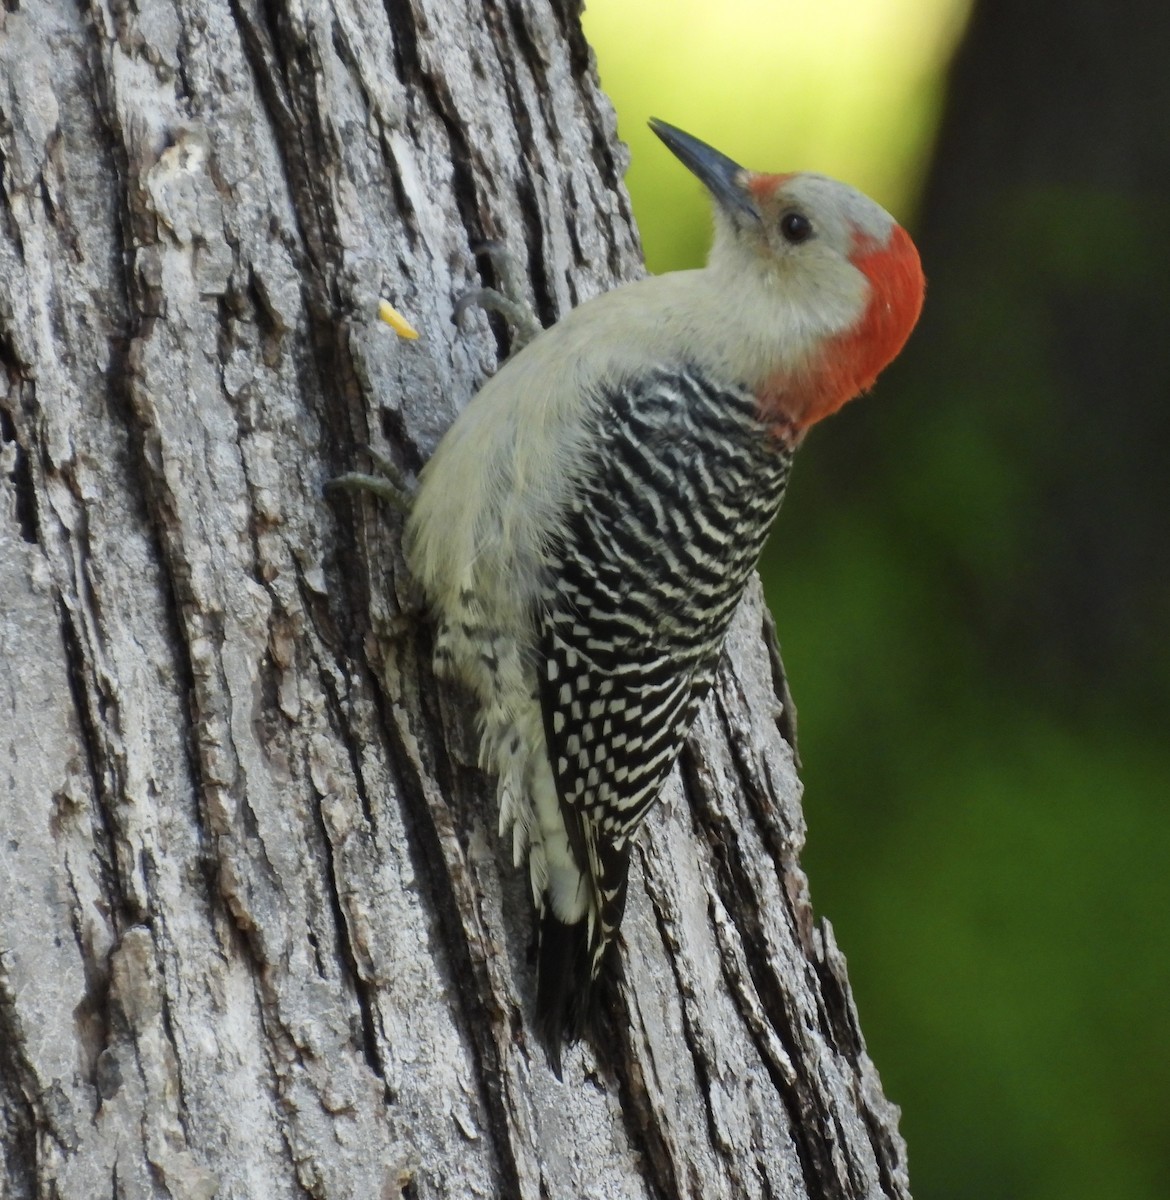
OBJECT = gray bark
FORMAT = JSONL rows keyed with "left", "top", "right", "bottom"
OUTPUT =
{"left": 0, "top": 0, "right": 909, "bottom": 1196}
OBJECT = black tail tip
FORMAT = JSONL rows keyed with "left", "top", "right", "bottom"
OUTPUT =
{"left": 534, "top": 909, "right": 602, "bottom": 1078}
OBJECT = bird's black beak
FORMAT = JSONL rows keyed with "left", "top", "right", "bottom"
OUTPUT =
{"left": 648, "top": 119, "right": 760, "bottom": 224}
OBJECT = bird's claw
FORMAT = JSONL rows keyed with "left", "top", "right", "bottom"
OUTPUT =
{"left": 327, "top": 447, "right": 415, "bottom": 514}
{"left": 455, "top": 243, "right": 544, "bottom": 350}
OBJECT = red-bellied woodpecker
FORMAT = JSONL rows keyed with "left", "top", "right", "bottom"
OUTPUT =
{"left": 407, "top": 119, "right": 924, "bottom": 1074}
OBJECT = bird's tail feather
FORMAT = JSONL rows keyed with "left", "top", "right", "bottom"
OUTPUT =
{"left": 534, "top": 909, "right": 596, "bottom": 1078}
{"left": 534, "top": 844, "right": 631, "bottom": 1077}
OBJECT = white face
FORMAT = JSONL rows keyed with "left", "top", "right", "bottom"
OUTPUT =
{"left": 756, "top": 173, "right": 897, "bottom": 256}
{"left": 704, "top": 172, "right": 895, "bottom": 350}
{"left": 718, "top": 171, "right": 899, "bottom": 282}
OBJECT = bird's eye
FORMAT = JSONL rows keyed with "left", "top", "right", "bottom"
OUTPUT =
{"left": 780, "top": 211, "right": 813, "bottom": 244}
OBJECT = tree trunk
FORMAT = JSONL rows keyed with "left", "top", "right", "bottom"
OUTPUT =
{"left": 0, "top": 1, "right": 908, "bottom": 1196}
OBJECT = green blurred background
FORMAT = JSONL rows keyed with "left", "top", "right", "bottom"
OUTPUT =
{"left": 582, "top": 2, "right": 1170, "bottom": 1197}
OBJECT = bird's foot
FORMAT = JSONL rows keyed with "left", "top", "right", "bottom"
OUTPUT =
{"left": 454, "top": 241, "right": 544, "bottom": 351}
{"left": 327, "top": 446, "right": 415, "bottom": 514}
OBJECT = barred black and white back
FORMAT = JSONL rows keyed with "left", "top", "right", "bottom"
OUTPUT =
{"left": 531, "top": 367, "right": 790, "bottom": 1047}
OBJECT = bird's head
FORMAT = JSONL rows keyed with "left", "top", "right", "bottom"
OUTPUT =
{"left": 649, "top": 119, "right": 925, "bottom": 439}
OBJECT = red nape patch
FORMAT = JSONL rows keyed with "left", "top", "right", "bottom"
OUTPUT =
{"left": 759, "top": 223, "right": 925, "bottom": 434}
